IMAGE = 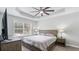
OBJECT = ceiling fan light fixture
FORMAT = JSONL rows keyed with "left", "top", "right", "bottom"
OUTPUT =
{"left": 40, "top": 11, "right": 43, "bottom": 13}
{"left": 31, "top": 7, "right": 55, "bottom": 17}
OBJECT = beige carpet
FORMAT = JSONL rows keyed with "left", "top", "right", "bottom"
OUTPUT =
{"left": 22, "top": 45, "right": 79, "bottom": 51}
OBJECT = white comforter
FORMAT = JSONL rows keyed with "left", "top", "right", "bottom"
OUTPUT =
{"left": 22, "top": 35, "right": 56, "bottom": 51}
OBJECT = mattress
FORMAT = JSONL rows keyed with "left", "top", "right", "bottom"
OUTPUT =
{"left": 22, "top": 35, "right": 56, "bottom": 51}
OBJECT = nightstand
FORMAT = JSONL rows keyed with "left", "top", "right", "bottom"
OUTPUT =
{"left": 56, "top": 38, "right": 66, "bottom": 47}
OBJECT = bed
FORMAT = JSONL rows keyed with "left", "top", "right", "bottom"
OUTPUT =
{"left": 22, "top": 30, "right": 58, "bottom": 51}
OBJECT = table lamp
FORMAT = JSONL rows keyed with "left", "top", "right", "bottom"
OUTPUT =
{"left": 58, "top": 29, "right": 64, "bottom": 39}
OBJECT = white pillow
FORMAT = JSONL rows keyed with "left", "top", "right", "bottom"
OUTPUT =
{"left": 45, "top": 33, "right": 54, "bottom": 36}
{"left": 40, "top": 33, "right": 54, "bottom": 36}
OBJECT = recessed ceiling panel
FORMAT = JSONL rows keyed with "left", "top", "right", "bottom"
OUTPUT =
{"left": 16, "top": 7, "right": 65, "bottom": 18}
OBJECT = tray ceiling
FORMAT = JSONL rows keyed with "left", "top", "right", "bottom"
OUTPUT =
{"left": 16, "top": 7, "right": 65, "bottom": 18}
{"left": 0, "top": 7, "right": 79, "bottom": 21}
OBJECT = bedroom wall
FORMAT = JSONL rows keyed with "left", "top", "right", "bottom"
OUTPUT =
{"left": 7, "top": 14, "right": 37, "bottom": 37}
{"left": 0, "top": 12, "right": 37, "bottom": 38}
{"left": 38, "top": 11, "right": 79, "bottom": 48}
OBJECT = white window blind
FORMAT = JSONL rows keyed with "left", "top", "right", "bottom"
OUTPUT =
{"left": 14, "top": 22, "right": 30, "bottom": 35}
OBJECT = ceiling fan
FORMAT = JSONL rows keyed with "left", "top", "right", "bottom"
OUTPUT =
{"left": 31, "top": 7, "right": 55, "bottom": 16}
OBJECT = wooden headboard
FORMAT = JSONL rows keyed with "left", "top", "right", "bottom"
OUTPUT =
{"left": 39, "top": 30, "right": 58, "bottom": 37}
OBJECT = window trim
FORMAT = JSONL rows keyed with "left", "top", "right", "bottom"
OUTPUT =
{"left": 14, "top": 22, "right": 32, "bottom": 35}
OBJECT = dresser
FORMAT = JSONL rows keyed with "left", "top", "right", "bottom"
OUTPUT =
{"left": 0, "top": 39, "right": 22, "bottom": 51}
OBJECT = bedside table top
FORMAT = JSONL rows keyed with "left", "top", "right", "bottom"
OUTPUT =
{"left": 56, "top": 38, "right": 65, "bottom": 43}
{"left": 57, "top": 38, "right": 65, "bottom": 40}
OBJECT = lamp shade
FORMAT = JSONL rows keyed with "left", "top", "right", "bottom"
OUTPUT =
{"left": 58, "top": 29, "right": 64, "bottom": 32}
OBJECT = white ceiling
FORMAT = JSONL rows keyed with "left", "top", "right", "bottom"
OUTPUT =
{"left": 0, "top": 7, "right": 79, "bottom": 21}
{"left": 16, "top": 7, "right": 65, "bottom": 17}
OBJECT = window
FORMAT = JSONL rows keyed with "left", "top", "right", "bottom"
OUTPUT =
{"left": 15, "top": 23, "right": 23, "bottom": 34}
{"left": 14, "top": 22, "right": 30, "bottom": 35}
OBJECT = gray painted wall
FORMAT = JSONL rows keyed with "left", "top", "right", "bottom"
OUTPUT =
{"left": 0, "top": 13, "right": 37, "bottom": 38}
{"left": 7, "top": 15, "right": 37, "bottom": 37}
{"left": 38, "top": 12, "right": 79, "bottom": 48}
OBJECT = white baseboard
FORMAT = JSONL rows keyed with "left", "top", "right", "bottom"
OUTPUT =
{"left": 66, "top": 44, "right": 79, "bottom": 48}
